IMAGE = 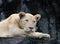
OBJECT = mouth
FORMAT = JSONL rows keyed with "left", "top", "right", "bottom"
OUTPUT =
{"left": 26, "top": 29, "right": 33, "bottom": 32}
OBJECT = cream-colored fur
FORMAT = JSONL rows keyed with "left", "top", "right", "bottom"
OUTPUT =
{"left": 0, "top": 12, "right": 50, "bottom": 38}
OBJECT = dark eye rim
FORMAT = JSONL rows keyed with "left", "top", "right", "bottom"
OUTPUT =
{"left": 33, "top": 21, "right": 35, "bottom": 23}
{"left": 25, "top": 19, "right": 29, "bottom": 22}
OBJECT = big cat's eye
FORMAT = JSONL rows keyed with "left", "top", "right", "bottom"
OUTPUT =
{"left": 33, "top": 21, "right": 35, "bottom": 23}
{"left": 25, "top": 19, "right": 29, "bottom": 22}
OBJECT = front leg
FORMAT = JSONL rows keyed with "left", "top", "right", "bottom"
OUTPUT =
{"left": 28, "top": 32, "right": 50, "bottom": 38}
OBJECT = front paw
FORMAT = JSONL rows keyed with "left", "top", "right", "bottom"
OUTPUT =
{"left": 42, "top": 34, "right": 50, "bottom": 39}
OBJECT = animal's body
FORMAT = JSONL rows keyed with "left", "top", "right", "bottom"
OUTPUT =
{"left": 0, "top": 12, "right": 50, "bottom": 38}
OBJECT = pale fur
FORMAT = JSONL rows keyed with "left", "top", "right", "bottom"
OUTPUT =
{"left": 0, "top": 12, "right": 50, "bottom": 38}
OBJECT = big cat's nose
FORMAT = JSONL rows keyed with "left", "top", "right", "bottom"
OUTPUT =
{"left": 29, "top": 27, "right": 34, "bottom": 29}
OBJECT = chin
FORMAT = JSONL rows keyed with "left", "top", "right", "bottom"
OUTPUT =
{"left": 25, "top": 30, "right": 33, "bottom": 33}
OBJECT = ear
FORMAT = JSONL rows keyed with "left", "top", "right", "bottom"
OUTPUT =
{"left": 19, "top": 12, "right": 25, "bottom": 19}
{"left": 34, "top": 14, "right": 41, "bottom": 21}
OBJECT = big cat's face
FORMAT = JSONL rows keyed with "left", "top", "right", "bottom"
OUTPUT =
{"left": 19, "top": 12, "right": 41, "bottom": 32}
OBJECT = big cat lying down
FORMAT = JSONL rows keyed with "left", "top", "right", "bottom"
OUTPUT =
{"left": 0, "top": 12, "right": 50, "bottom": 39}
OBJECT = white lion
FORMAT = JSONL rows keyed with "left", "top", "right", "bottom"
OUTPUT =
{"left": 0, "top": 12, "right": 50, "bottom": 38}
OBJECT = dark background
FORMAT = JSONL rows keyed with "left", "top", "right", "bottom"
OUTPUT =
{"left": 0, "top": 0, "right": 60, "bottom": 44}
